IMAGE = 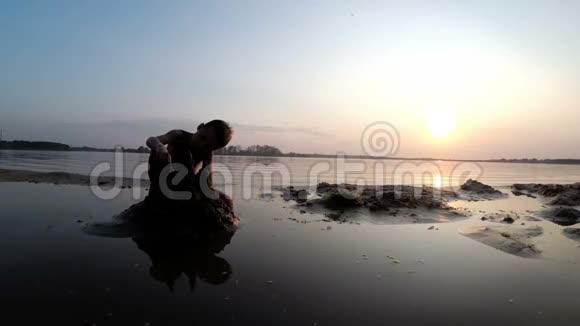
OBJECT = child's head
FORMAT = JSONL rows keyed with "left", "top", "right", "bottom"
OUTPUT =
{"left": 196, "top": 120, "right": 233, "bottom": 150}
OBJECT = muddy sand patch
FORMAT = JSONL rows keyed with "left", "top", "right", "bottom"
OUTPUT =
{"left": 540, "top": 207, "right": 580, "bottom": 226}
{"left": 277, "top": 182, "right": 470, "bottom": 224}
{"left": 459, "top": 225, "right": 543, "bottom": 258}
{"left": 563, "top": 228, "right": 580, "bottom": 242}
{"left": 277, "top": 180, "right": 507, "bottom": 223}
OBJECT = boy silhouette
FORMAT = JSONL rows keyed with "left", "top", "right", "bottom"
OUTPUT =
{"left": 145, "top": 120, "right": 232, "bottom": 202}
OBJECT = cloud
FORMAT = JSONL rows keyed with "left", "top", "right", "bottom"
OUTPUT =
{"left": 0, "top": 117, "right": 329, "bottom": 149}
{"left": 232, "top": 123, "right": 328, "bottom": 137}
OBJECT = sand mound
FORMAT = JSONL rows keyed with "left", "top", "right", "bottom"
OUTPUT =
{"left": 278, "top": 183, "right": 466, "bottom": 223}
{"left": 512, "top": 183, "right": 580, "bottom": 206}
{"left": 83, "top": 192, "right": 239, "bottom": 238}
{"left": 459, "top": 179, "right": 506, "bottom": 200}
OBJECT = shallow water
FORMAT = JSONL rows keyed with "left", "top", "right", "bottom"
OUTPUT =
{"left": 2, "top": 150, "right": 580, "bottom": 188}
{"left": 1, "top": 182, "right": 580, "bottom": 325}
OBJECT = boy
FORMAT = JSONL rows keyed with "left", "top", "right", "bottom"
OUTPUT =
{"left": 146, "top": 120, "right": 232, "bottom": 202}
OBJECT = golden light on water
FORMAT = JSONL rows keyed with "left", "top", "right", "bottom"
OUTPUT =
{"left": 433, "top": 174, "right": 443, "bottom": 188}
{"left": 421, "top": 172, "right": 443, "bottom": 188}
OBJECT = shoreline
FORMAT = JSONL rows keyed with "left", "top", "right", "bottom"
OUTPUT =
{"left": 0, "top": 167, "right": 578, "bottom": 189}
{"left": 0, "top": 168, "right": 145, "bottom": 187}
{"left": 3, "top": 148, "right": 580, "bottom": 166}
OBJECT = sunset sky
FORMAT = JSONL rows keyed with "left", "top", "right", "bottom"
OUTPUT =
{"left": 1, "top": 1, "right": 579, "bottom": 159}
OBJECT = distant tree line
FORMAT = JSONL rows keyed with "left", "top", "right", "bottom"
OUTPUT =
{"left": 496, "top": 158, "right": 580, "bottom": 164}
{"left": 3, "top": 140, "right": 580, "bottom": 165}
{"left": 0, "top": 140, "right": 149, "bottom": 153}
{"left": 0, "top": 140, "right": 70, "bottom": 151}
{"left": 215, "top": 144, "right": 283, "bottom": 156}
{"left": 0, "top": 140, "right": 284, "bottom": 157}
{"left": 69, "top": 146, "right": 150, "bottom": 153}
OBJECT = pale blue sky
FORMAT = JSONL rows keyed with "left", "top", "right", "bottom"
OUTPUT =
{"left": 1, "top": 1, "right": 579, "bottom": 158}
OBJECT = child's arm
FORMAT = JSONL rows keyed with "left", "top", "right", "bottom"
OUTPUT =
{"left": 146, "top": 130, "right": 186, "bottom": 150}
{"left": 146, "top": 129, "right": 187, "bottom": 162}
{"left": 202, "top": 151, "right": 214, "bottom": 188}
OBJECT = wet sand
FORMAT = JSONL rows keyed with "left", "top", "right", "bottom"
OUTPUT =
{"left": 1, "top": 173, "right": 580, "bottom": 325}
{"left": 1, "top": 168, "right": 578, "bottom": 257}
{"left": 276, "top": 181, "right": 580, "bottom": 260}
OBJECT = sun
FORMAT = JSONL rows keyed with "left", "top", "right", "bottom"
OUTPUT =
{"left": 426, "top": 112, "right": 456, "bottom": 138}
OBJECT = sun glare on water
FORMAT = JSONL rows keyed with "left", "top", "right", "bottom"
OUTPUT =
{"left": 427, "top": 112, "right": 455, "bottom": 138}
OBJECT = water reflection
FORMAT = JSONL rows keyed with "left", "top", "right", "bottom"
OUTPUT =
{"left": 433, "top": 174, "right": 442, "bottom": 188}
{"left": 83, "top": 194, "right": 238, "bottom": 292}
{"left": 133, "top": 230, "right": 235, "bottom": 292}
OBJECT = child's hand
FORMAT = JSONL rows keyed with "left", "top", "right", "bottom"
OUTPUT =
{"left": 154, "top": 145, "right": 170, "bottom": 163}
